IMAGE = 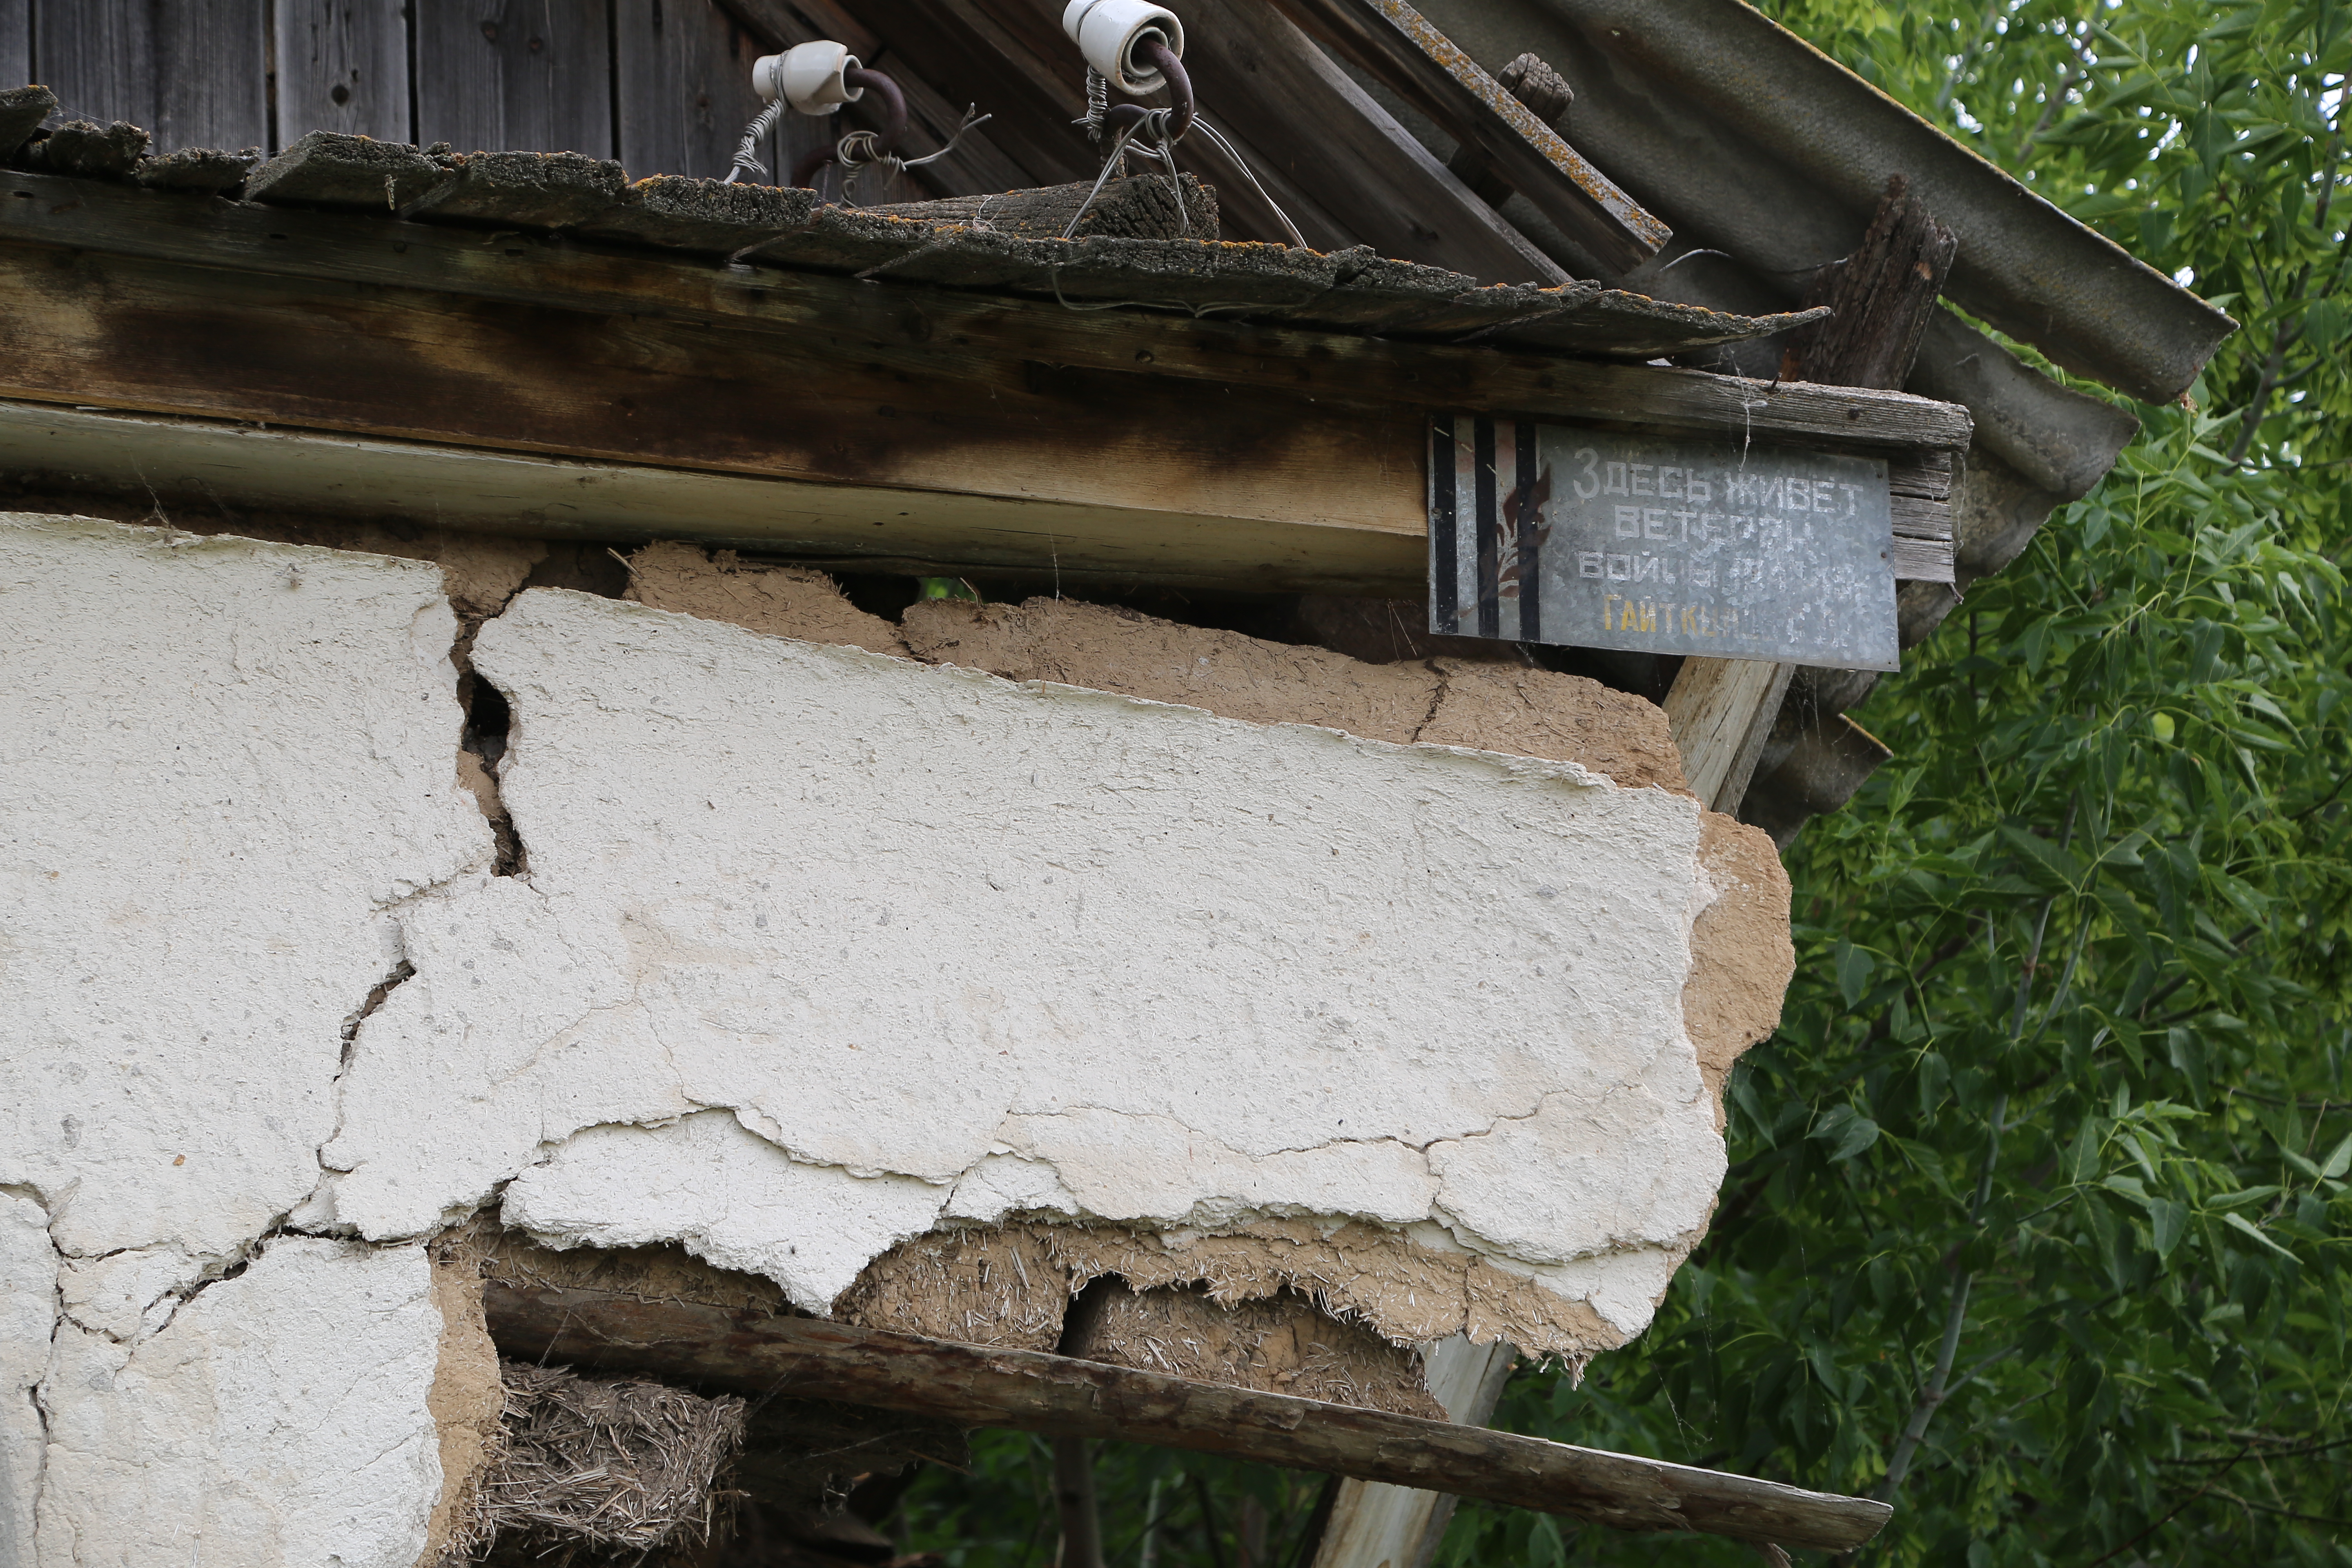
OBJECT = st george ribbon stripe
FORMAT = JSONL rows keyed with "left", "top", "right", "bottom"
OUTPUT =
{"left": 1429, "top": 416, "right": 1459, "bottom": 635}
{"left": 1473, "top": 416, "right": 1500, "bottom": 640}
{"left": 1515, "top": 417, "right": 1541, "bottom": 643}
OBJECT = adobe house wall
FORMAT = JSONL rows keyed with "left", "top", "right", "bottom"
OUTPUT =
{"left": 0, "top": 515, "right": 1791, "bottom": 1564}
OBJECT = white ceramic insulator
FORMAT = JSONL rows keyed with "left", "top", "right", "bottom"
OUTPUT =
{"left": 754, "top": 41, "right": 866, "bottom": 114}
{"left": 1061, "top": 0, "right": 1184, "bottom": 95}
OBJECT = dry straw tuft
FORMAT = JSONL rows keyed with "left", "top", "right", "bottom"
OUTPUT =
{"left": 445, "top": 1359, "right": 747, "bottom": 1565}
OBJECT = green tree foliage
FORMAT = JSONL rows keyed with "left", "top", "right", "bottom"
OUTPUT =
{"left": 1438, "top": 1, "right": 2352, "bottom": 1561}
{"left": 900, "top": 2, "right": 2352, "bottom": 1561}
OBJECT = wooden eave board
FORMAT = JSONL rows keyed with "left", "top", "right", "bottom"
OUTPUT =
{"left": 0, "top": 172, "right": 1968, "bottom": 592}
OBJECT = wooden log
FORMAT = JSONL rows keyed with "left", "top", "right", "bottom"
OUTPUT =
{"left": 862, "top": 174, "right": 1219, "bottom": 241}
{"left": 1444, "top": 52, "right": 1571, "bottom": 210}
{"left": 481, "top": 1280, "right": 1893, "bottom": 1553}
{"left": 1262, "top": 0, "right": 1667, "bottom": 274}
{"left": 0, "top": 172, "right": 1976, "bottom": 453}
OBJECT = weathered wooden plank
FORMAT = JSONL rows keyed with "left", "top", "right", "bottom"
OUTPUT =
{"left": 0, "top": 174, "right": 1977, "bottom": 453}
{"left": 414, "top": 0, "right": 612, "bottom": 156}
{"left": 274, "top": 0, "right": 412, "bottom": 145}
{"left": 615, "top": 0, "right": 770, "bottom": 182}
{"left": 1, "top": 0, "right": 31, "bottom": 91}
{"left": 0, "top": 400, "right": 1425, "bottom": 592}
{"left": 1263, "top": 0, "right": 1666, "bottom": 274}
{"left": 30, "top": 0, "right": 266, "bottom": 151}
{"left": 0, "top": 243, "right": 1425, "bottom": 540}
{"left": 480, "top": 1281, "right": 1891, "bottom": 1552}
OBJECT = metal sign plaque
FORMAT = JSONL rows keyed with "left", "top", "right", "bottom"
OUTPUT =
{"left": 1428, "top": 415, "right": 1901, "bottom": 671}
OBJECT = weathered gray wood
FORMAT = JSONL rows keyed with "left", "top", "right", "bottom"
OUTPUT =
{"left": 1665, "top": 657, "right": 1795, "bottom": 813}
{"left": 1264, "top": 0, "right": 1665, "bottom": 274}
{"left": 414, "top": 0, "right": 612, "bottom": 156}
{"left": 1149, "top": 0, "right": 1565, "bottom": 280}
{"left": 482, "top": 1282, "right": 1891, "bottom": 1552}
{"left": 30, "top": 0, "right": 266, "bottom": 151}
{"left": 0, "top": 170, "right": 1975, "bottom": 453}
{"left": 1, "top": 0, "right": 30, "bottom": 93}
{"left": 615, "top": 0, "right": 769, "bottom": 182}
{"left": 1783, "top": 174, "right": 1960, "bottom": 390}
{"left": 862, "top": 174, "right": 1215, "bottom": 240}
{"left": 274, "top": 0, "right": 412, "bottom": 145}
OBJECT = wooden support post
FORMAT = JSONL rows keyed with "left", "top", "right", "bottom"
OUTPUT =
{"left": 1053, "top": 1436, "right": 1109, "bottom": 1568}
{"left": 1711, "top": 176, "right": 1960, "bottom": 821}
{"left": 482, "top": 1280, "right": 1893, "bottom": 1553}
{"left": 1311, "top": 1335, "right": 1516, "bottom": 1568}
{"left": 1664, "top": 657, "right": 1796, "bottom": 814}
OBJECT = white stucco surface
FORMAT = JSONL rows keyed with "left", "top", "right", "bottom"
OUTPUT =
{"left": 1, "top": 1195, "right": 53, "bottom": 1568}
{"left": 314, "top": 589, "right": 1728, "bottom": 1333}
{"left": 0, "top": 516, "right": 488, "bottom": 1263}
{"left": 33, "top": 1237, "right": 444, "bottom": 1568}
{"left": 3, "top": 515, "right": 1748, "bottom": 1564}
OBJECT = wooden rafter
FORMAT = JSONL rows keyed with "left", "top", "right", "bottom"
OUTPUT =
{"left": 1262, "top": 0, "right": 1668, "bottom": 274}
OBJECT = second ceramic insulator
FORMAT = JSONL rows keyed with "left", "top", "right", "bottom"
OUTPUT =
{"left": 1061, "top": 0, "right": 1184, "bottom": 95}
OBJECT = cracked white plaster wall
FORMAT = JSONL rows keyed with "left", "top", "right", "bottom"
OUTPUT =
{"left": 33, "top": 1237, "right": 445, "bottom": 1568}
{"left": 322, "top": 590, "right": 1726, "bottom": 1334}
{"left": 2, "top": 1194, "right": 53, "bottom": 1568}
{"left": 0, "top": 515, "right": 490, "bottom": 1272}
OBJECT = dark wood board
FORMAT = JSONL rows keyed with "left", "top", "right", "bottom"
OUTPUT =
{"left": 29, "top": 0, "right": 267, "bottom": 152}
{"left": 483, "top": 1281, "right": 1892, "bottom": 1553}
{"left": 0, "top": 242, "right": 1427, "bottom": 540}
{"left": 0, "top": 174, "right": 1973, "bottom": 455}
{"left": 414, "top": 0, "right": 614, "bottom": 157}
{"left": 274, "top": 0, "right": 414, "bottom": 147}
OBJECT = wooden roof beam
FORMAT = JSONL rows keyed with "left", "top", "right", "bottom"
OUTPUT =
{"left": 1263, "top": 0, "right": 1669, "bottom": 275}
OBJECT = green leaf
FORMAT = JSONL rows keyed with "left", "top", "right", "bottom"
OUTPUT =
{"left": 2220, "top": 1211, "right": 2299, "bottom": 1261}
{"left": 2149, "top": 1198, "right": 2190, "bottom": 1258}
{"left": 2321, "top": 1134, "right": 2352, "bottom": 1182}
{"left": 1834, "top": 940, "right": 1876, "bottom": 1008}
